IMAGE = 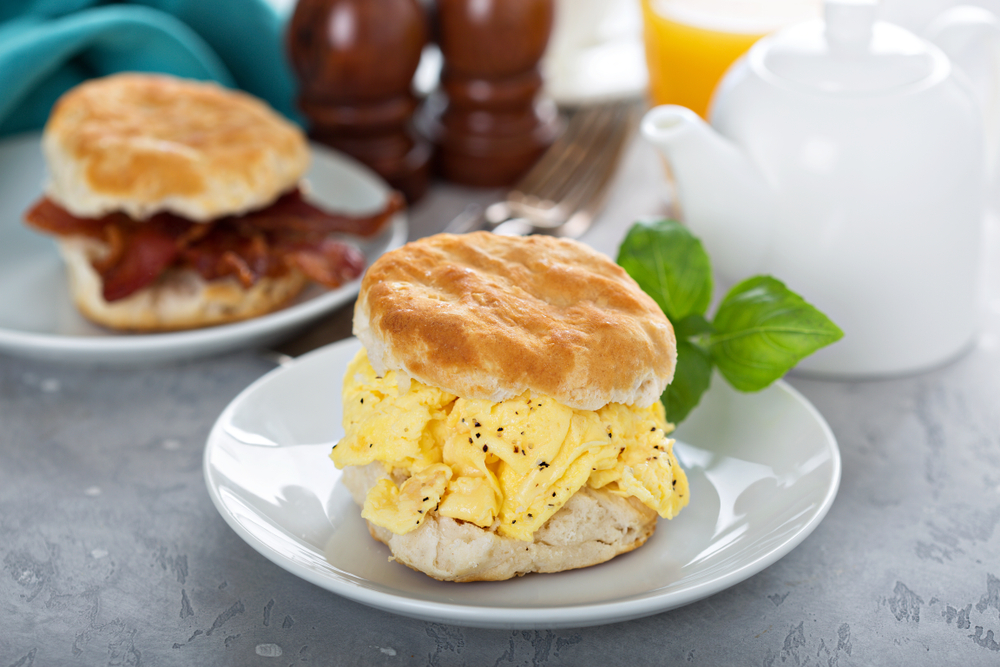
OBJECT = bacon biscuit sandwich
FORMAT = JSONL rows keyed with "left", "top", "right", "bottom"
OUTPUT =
{"left": 23, "top": 73, "right": 401, "bottom": 331}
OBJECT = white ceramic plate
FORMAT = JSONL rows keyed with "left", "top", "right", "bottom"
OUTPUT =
{"left": 0, "top": 133, "right": 407, "bottom": 364}
{"left": 204, "top": 338, "right": 841, "bottom": 629}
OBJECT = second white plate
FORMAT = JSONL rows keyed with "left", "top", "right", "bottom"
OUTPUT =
{"left": 0, "top": 134, "right": 407, "bottom": 364}
{"left": 204, "top": 337, "right": 841, "bottom": 629}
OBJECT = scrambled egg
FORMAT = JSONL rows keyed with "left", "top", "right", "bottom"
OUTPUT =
{"left": 332, "top": 348, "right": 689, "bottom": 541}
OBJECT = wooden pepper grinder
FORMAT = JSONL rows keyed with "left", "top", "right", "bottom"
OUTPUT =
{"left": 288, "top": 0, "right": 431, "bottom": 202}
{"left": 428, "top": 0, "right": 559, "bottom": 187}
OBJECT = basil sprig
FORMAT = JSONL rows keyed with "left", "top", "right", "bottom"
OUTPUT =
{"left": 617, "top": 218, "right": 843, "bottom": 423}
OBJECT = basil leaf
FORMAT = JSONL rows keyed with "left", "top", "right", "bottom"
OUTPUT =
{"left": 672, "top": 313, "right": 713, "bottom": 339}
{"left": 661, "top": 340, "right": 713, "bottom": 424}
{"left": 616, "top": 219, "right": 713, "bottom": 321}
{"left": 709, "top": 276, "right": 844, "bottom": 392}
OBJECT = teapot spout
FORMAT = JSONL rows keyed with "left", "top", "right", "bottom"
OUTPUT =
{"left": 641, "top": 105, "right": 777, "bottom": 281}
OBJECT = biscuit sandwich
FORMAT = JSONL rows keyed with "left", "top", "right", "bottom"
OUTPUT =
{"left": 23, "top": 73, "right": 402, "bottom": 332}
{"left": 332, "top": 231, "right": 689, "bottom": 582}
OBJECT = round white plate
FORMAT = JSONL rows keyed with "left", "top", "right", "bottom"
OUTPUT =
{"left": 0, "top": 134, "right": 407, "bottom": 364}
{"left": 203, "top": 337, "right": 841, "bottom": 630}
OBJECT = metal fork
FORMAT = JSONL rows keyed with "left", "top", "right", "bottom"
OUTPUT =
{"left": 444, "top": 99, "right": 640, "bottom": 239}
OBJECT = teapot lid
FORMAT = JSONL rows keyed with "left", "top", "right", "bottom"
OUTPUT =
{"left": 756, "top": 0, "right": 947, "bottom": 94}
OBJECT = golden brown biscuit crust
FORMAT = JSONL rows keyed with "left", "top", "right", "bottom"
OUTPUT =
{"left": 354, "top": 232, "right": 676, "bottom": 410}
{"left": 43, "top": 73, "right": 308, "bottom": 221}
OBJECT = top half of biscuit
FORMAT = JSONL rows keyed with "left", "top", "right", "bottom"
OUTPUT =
{"left": 354, "top": 232, "right": 676, "bottom": 412}
{"left": 42, "top": 73, "right": 309, "bottom": 222}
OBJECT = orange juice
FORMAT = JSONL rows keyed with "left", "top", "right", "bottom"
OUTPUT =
{"left": 641, "top": 0, "right": 820, "bottom": 118}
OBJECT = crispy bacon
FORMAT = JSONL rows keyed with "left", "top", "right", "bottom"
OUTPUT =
{"left": 236, "top": 189, "right": 405, "bottom": 237}
{"left": 101, "top": 225, "right": 179, "bottom": 301}
{"left": 180, "top": 226, "right": 281, "bottom": 287}
{"left": 24, "top": 197, "right": 110, "bottom": 239}
{"left": 282, "top": 238, "right": 367, "bottom": 287}
{"left": 23, "top": 187, "right": 400, "bottom": 302}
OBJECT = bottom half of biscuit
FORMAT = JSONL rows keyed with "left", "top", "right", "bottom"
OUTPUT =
{"left": 342, "top": 462, "right": 658, "bottom": 582}
{"left": 59, "top": 237, "right": 307, "bottom": 332}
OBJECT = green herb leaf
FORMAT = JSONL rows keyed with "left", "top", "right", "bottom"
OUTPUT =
{"left": 661, "top": 340, "right": 713, "bottom": 424}
{"left": 709, "top": 276, "right": 844, "bottom": 392}
{"left": 672, "top": 313, "right": 714, "bottom": 339}
{"left": 616, "top": 219, "right": 713, "bottom": 321}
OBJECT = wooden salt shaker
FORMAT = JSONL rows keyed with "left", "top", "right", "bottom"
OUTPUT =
{"left": 427, "top": 0, "right": 559, "bottom": 187}
{"left": 288, "top": 0, "right": 431, "bottom": 202}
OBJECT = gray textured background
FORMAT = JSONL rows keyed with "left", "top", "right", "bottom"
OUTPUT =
{"left": 3, "top": 139, "right": 1000, "bottom": 666}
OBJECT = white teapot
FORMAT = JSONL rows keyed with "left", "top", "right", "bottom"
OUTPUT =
{"left": 641, "top": 0, "right": 999, "bottom": 377}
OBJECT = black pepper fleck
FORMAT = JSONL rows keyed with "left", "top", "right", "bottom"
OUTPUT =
{"left": 483, "top": 445, "right": 488, "bottom": 452}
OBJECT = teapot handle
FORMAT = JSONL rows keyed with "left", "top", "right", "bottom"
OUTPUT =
{"left": 926, "top": 6, "right": 1000, "bottom": 175}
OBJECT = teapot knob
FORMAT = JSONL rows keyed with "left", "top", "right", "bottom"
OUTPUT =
{"left": 825, "top": 0, "right": 877, "bottom": 53}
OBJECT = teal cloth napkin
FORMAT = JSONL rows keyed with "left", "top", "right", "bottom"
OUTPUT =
{"left": 0, "top": 0, "right": 300, "bottom": 137}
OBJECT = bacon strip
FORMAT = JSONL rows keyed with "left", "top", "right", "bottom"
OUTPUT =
{"left": 23, "top": 187, "right": 399, "bottom": 302}
{"left": 282, "top": 238, "right": 367, "bottom": 287}
{"left": 237, "top": 189, "right": 405, "bottom": 237}
{"left": 24, "top": 198, "right": 110, "bottom": 239}
{"left": 101, "top": 225, "right": 179, "bottom": 301}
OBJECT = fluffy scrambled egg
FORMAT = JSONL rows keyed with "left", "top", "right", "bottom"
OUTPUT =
{"left": 332, "top": 348, "right": 689, "bottom": 541}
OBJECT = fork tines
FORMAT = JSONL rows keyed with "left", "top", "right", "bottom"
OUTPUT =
{"left": 507, "top": 101, "right": 638, "bottom": 232}
{"left": 442, "top": 99, "right": 639, "bottom": 238}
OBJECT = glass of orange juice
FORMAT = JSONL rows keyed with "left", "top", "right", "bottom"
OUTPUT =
{"left": 641, "top": 0, "right": 821, "bottom": 118}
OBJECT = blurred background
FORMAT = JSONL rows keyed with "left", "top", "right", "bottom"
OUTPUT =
{"left": 298, "top": 0, "right": 1000, "bottom": 110}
